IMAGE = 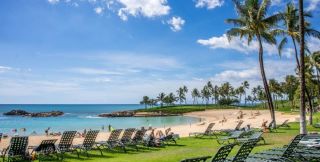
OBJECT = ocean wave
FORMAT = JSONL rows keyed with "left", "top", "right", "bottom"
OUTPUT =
{"left": 83, "top": 116, "right": 102, "bottom": 119}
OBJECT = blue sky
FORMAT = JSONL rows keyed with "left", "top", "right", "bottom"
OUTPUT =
{"left": 0, "top": 0, "right": 319, "bottom": 104}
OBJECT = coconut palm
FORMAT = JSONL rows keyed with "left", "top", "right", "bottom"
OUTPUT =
{"left": 236, "top": 86, "right": 245, "bottom": 105}
{"left": 298, "top": 0, "right": 307, "bottom": 134}
{"left": 310, "top": 51, "right": 320, "bottom": 101}
{"left": 242, "top": 81, "right": 250, "bottom": 105}
{"left": 206, "top": 81, "right": 214, "bottom": 103}
{"left": 177, "top": 87, "right": 186, "bottom": 105}
{"left": 213, "top": 85, "right": 219, "bottom": 104}
{"left": 201, "top": 86, "right": 211, "bottom": 106}
{"left": 157, "top": 92, "right": 166, "bottom": 107}
{"left": 191, "top": 88, "right": 200, "bottom": 105}
{"left": 283, "top": 75, "right": 299, "bottom": 109}
{"left": 140, "top": 96, "right": 150, "bottom": 109}
{"left": 269, "top": 79, "right": 281, "bottom": 109}
{"left": 183, "top": 85, "right": 188, "bottom": 104}
{"left": 226, "top": 0, "right": 281, "bottom": 128}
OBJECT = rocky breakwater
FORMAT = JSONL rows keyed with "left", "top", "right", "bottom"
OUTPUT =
{"left": 4, "top": 109, "right": 64, "bottom": 117}
{"left": 98, "top": 110, "right": 179, "bottom": 117}
{"left": 98, "top": 111, "right": 135, "bottom": 117}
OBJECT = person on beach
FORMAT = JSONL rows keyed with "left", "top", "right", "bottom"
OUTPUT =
{"left": 45, "top": 127, "right": 50, "bottom": 136}
{"left": 108, "top": 125, "right": 114, "bottom": 132}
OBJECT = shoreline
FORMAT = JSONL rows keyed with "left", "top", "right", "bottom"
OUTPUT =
{"left": 0, "top": 109, "right": 299, "bottom": 150}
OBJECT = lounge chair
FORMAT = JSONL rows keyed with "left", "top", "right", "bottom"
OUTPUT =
{"left": 1, "top": 136, "right": 31, "bottom": 162}
{"left": 247, "top": 134, "right": 309, "bottom": 161}
{"left": 189, "top": 123, "right": 217, "bottom": 138}
{"left": 180, "top": 140, "right": 258, "bottom": 162}
{"left": 119, "top": 128, "right": 137, "bottom": 152}
{"left": 30, "top": 139, "right": 59, "bottom": 162}
{"left": 131, "top": 129, "right": 148, "bottom": 147}
{"left": 73, "top": 130, "right": 102, "bottom": 157}
{"left": 236, "top": 131, "right": 266, "bottom": 144}
{"left": 96, "top": 129, "right": 123, "bottom": 151}
{"left": 226, "top": 139, "right": 258, "bottom": 161}
{"left": 218, "top": 120, "right": 244, "bottom": 134}
{"left": 56, "top": 131, "right": 78, "bottom": 160}
{"left": 277, "top": 119, "right": 290, "bottom": 129}
{"left": 180, "top": 143, "right": 235, "bottom": 162}
{"left": 216, "top": 131, "right": 245, "bottom": 145}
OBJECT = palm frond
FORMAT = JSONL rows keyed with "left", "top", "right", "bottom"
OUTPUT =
{"left": 260, "top": 32, "right": 277, "bottom": 45}
{"left": 278, "top": 37, "right": 288, "bottom": 57}
{"left": 225, "top": 18, "right": 246, "bottom": 26}
{"left": 257, "top": 0, "right": 271, "bottom": 20}
{"left": 305, "top": 28, "right": 320, "bottom": 39}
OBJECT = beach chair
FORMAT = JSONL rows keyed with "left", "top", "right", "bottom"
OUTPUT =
{"left": 216, "top": 131, "right": 245, "bottom": 145}
{"left": 236, "top": 131, "right": 266, "bottom": 144}
{"left": 277, "top": 119, "right": 290, "bottom": 129}
{"left": 1, "top": 136, "right": 31, "bottom": 162}
{"left": 96, "top": 129, "right": 123, "bottom": 151}
{"left": 180, "top": 143, "right": 235, "bottom": 162}
{"left": 119, "top": 128, "right": 138, "bottom": 152}
{"left": 73, "top": 130, "right": 101, "bottom": 157}
{"left": 226, "top": 139, "right": 258, "bottom": 162}
{"left": 189, "top": 123, "right": 217, "bottom": 138}
{"left": 31, "top": 139, "right": 59, "bottom": 162}
{"left": 57, "top": 131, "right": 78, "bottom": 160}
{"left": 218, "top": 120, "right": 244, "bottom": 134}
{"left": 247, "top": 134, "right": 307, "bottom": 161}
{"left": 131, "top": 129, "right": 148, "bottom": 147}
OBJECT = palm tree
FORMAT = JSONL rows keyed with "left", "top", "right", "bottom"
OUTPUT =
{"left": 310, "top": 51, "right": 320, "bottom": 102}
{"left": 201, "top": 86, "right": 211, "bottom": 106}
{"left": 168, "top": 93, "right": 177, "bottom": 105}
{"left": 183, "top": 85, "right": 188, "bottom": 104}
{"left": 298, "top": 0, "right": 307, "bottom": 134}
{"left": 191, "top": 88, "right": 200, "bottom": 105}
{"left": 177, "top": 87, "right": 186, "bottom": 105}
{"left": 226, "top": 0, "right": 280, "bottom": 128}
{"left": 242, "top": 81, "right": 249, "bottom": 105}
{"left": 140, "top": 96, "right": 150, "bottom": 109}
{"left": 236, "top": 86, "right": 245, "bottom": 105}
{"left": 269, "top": 79, "right": 280, "bottom": 109}
{"left": 206, "top": 81, "right": 214, "bottom": 103}
{"left": 213, "top": 85, "right": 219, "bottom": 104}
{"left": 157, "top": 92, "right": 166, "bottom": 107}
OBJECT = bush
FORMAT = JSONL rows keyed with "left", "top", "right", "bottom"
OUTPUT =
{"left": 218, "top": 98, "right": 239, "bottom": 105}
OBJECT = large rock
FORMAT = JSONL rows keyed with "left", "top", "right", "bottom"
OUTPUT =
{"left": 3, "top": 109, "right": 64, "bottom": 117}
{"left": 98, "top": 111, "right": 135, "bottom": 117}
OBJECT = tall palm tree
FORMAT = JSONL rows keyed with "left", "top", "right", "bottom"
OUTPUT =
{"left": 140, "top": 96, "right": 150, "bottom": 109}
{"left": 236, "top": 86, "right": 245, "bottom": 104}
{"left": 177, "top": 87, "right": 186, "bottom": 105}
{"left": 157, "top": 92, "right": 166, "bottom": 107}
{"left": 242, "top": 81, "right": 250, "bottom": 105}
{"left": 183, "top": 85, "right": 188, "bottom": 104}
{"left": 201, "top": 86, "right": 211, "bottom": 106}
{"left": 226, "top": 0, "right": 280, "bottom": 128}
{"left": 298, "top": 0, "right": 307, "bottom": 134}
{"left": 213, "top": 85, "right": 219, "bottom": 104}
{"left": 191, "top": 88, "right": 200, "bottom": 105}
{"left": 207, "top": 81, "right": 214, "bottom": 104}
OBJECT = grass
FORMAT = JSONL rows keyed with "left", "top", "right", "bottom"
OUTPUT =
{"left": 135, "top": 100, "right": 295, "bottom": 114}
{"left": 31, "top": 113, "right": 320, "bottom": 162}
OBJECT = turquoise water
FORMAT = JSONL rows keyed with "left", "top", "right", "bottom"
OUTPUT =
{"left": 0, "top": 104, "right": 199, "bottom": 135}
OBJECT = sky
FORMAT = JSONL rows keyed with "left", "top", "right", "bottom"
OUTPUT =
{"left": 0, "top": 0, "right": 319, "bottom": 104}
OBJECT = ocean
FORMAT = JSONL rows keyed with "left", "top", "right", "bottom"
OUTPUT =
{"left": 0, "top": 104, "right": 199, "bottom": 135}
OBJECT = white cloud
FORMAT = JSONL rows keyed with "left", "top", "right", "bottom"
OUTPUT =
{"left": 0, "top": 66, "right": 12, "bottom": 73}
{"left": 197, "top": 34, "right": 292, "bottom": 57}
{"left": 307, "top": 0, "right": 320, "bottom": 11}
{"left": 94, "top": 7, "right": 104, "bottom": 14}
{"left": 167, "top": 16, "right": 185, "bottom": 32}
{"left": 271, "top": 0, "right": 282, "bottom": 6}
{"left": 69, "top": 67, "right": 124, "bottom": 75}
{"left": 308, "top": 37, "right": 320, "bottom": 52}
{"left": 195, "top": 0, "right": 224, "bottom": 9}
{"left": 117, "top": 0, "right": 170, "bottom": 21}
{"left": 48, "top": 0, "right": 60, "bottom": 4}
{"left": 211, "top": 59, "right": 296, "bottom": 86}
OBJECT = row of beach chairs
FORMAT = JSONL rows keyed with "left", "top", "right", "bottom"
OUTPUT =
{"left": 181, "top": 134, "right": 320, "bottom": 162}
{"left": 0, "top": 128, "right": 177, "bottom": 161}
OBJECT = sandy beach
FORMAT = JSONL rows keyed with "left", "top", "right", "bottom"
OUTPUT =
{"left": 0, "top": 109, "right": 299, "bottom": 150}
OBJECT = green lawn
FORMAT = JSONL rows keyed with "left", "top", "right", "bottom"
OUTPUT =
{"left": 54, "top": 120, "right": 320, "bottom": 162}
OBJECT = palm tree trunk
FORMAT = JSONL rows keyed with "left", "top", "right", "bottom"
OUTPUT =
{"left": 292, "top": 37, "right": 301, "bottom": 68}
{"left": 299, "top": 0, "right": 307, "bottom": 134}
{"left": 317, "top": 69, "right": 320, "bottom": 104}
{"left": 257, "top": 34, "right": 276, "bottom": 128}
